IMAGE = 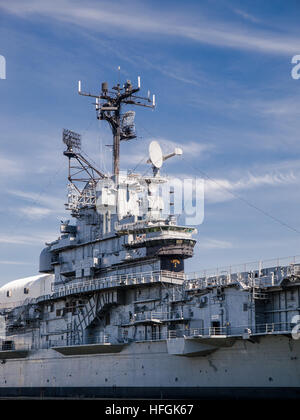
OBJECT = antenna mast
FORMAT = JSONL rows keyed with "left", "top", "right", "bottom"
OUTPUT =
{"left": 78, "top": 75, "right": 155, "bottom": 180}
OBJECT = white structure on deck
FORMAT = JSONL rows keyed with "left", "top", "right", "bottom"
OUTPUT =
{"left": 0, "top": 274, "right": 53, "bottom": 309}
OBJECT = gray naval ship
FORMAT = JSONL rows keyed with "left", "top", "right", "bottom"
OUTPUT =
{"left": 0, "top": 75, "right": 299, "bottom": 399}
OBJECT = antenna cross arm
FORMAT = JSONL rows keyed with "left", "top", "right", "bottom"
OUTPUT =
{"left": 119, "top": 87, "right": 140, "bottom": 101}
{"left": 122, "top": 100, "right": 154, "bottom": 108}
{"left": 78, "top": 91, "right": 100, "bottom": 99}
{"left": 100, "top": 106, "right": 118, "bottom": 111}
{"left": 78, "top": 80, "right": 114, "bottom": 101}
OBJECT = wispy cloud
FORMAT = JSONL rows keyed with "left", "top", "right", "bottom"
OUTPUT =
{"left": 7, "top": 190, "right": 66, "bottom": 219}
{"left": 19, "top": 206, "right": 53, "bottom": 220}
{"left": 175, "top": 167, "right": 299, "bottom": 204}
{"left": 0, "top": 0, "right": 299, "bottom": 55}
{"left": 198, "top": 238, "right": 233, "bottom": 249}
{"left": 8, "top": 189, "right": 64, "bottom": 209}
{"left": 204, "top": 171, "right": 298, "bottom": 203}
{"left": 0, "top": 260, "right": 35, "bottom": 266}
{"left": 0, "top": 233, "right": 57, "bottom": 246}
{"left": 232, "top": 8, "right": 261, "bottom": 24}
{"left": 0, "top": 156, "right": 22, "bottom": 176}
{"left": 255, "top": 96, "right": 300, "bottom": 117}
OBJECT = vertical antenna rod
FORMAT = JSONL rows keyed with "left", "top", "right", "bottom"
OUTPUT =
{"left": 78, "top": 76, "right": 155, "bottom": 180}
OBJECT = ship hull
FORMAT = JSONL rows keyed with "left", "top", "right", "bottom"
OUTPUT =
{"left": 0, "top": 335, "right": 299, "bottom": 399}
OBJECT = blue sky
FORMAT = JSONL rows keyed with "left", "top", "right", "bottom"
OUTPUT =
{"left": 1, "top": 0, "right": 300, "bottom": 285}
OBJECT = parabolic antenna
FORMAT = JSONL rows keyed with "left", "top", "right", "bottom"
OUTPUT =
{"left": 149, "top": 141, "right": 163, "bottom": 168}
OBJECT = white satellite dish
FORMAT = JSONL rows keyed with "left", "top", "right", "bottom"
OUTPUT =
{"left": 147, "top": 141, "right": 183, "bottom": 176}
{"left": 149, "top": 141, "right": 163, "bottom": 169}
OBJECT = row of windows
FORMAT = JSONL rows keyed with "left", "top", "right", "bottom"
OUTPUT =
{"left": 6, "top": 288, "right": 29, "bottom": 297}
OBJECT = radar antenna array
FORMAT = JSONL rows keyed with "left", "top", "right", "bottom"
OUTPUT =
{"left": 62, "top": 128, "right": 81, "bottom": 150}
{"left": 121, "top": 111, "right": 136, "bottom": 140}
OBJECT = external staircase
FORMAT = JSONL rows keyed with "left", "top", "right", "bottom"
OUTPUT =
{"left": 72, "top": 290, "right": 120, "bottom": 344}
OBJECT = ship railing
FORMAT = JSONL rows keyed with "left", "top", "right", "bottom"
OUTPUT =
{"left": 45, "top": 322, "right": 295, "bottom": 348}
{"left": 133, "top": 329, "right": 228, "bottom": 341}
{"left": 170, "top": 327, "right": 229, "bottom": 337}
{"left": 133, "top": 330, "right": 172, "bottom": 342}
{"left": 253, "top": 322, "right": 292, "bottom": 335}
{"left": 123, "top": 310, "right": 186, "bottom": 324}
{"left": 49, "top": 334, "right": 113, "bottom": 348}
{"left": 171, "top": 323, "right": 294, "bottom": 339}
{"left": 51, "top": 270, "right": 185, "bottom": 295}
{"left": 127, "top": 231, "right": 192, "bottom": 246}
{"left": 160, "top": 270, "right": 185, "bottom": 280}
{"left": 136, "top": 322, "right": 295, "bottom": 342}
{"left": 182, "top": 326, "right": 245, "bottom": 337}
{"left": 184, "top": 254, "right": 300, "bottom": 291}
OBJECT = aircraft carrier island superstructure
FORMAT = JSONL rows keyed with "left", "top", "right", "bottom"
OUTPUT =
{"left": 0, "top": 76, "right": 299, "bottom": 399}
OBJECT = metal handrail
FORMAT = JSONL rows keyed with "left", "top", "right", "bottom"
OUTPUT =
{"left": 51, "top": 270, "right": 185, "bottom": 295}
{"left": 2, "top": 321, "right": 293, "bottom": 351}
{"left": 50, "top": 334, "right": 111, "bottom": 347}
{"left": 123, "top": 310, "right": 185, "bottom": 324}
{"left": 2, "top": 255, "right": 300, "bottom": 314}
{"left": 135, "top": 322, "right": 294, "bottom": 342}
{"left": 185, "top": 255, "right": 300, "bottom": 283}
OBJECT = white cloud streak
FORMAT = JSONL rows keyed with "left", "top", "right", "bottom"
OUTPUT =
{"left": 0, "top": 260, "right": 35, "bottom": 266}
{"left": 19, "top": 206, "right": 53, "bottom": 220}
{"left": 204, "top": 171, "right": 298, "bottom": 203}
{"left": 232, "top": 8, "right": 261, "bottom": 24}
{"left": 0, "top": 0, "right": 299, "bottom": 55}
{"left": 198, "top": 238, "right": 233, "bottom": 249}
{"left": 175, "top": 168, "right": 299, "bottom": 204}
{"left": 7, "top": 190, "right": 66, "bottom": 219}
{"left": 0, "top": 233, "right": 56, "bottom": 246}
{"left": 8, "top": 190, "right": 64, "bottom": 209}
{"left": 0, "top": 156, "right": 22, "bottom": 176}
